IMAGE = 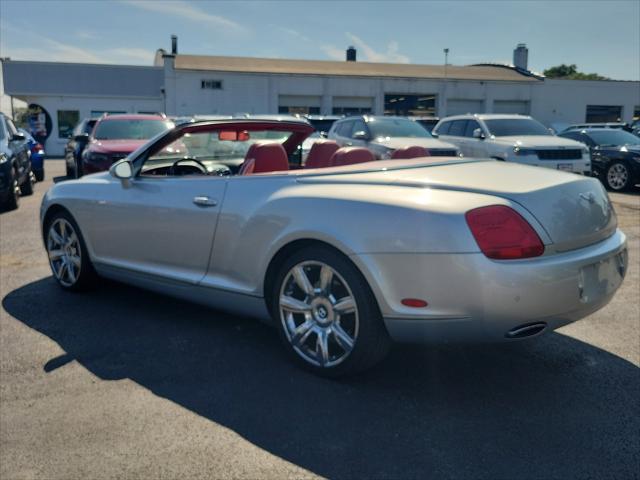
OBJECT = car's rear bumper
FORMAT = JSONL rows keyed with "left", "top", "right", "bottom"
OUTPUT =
{"left": 351, "top": 229, "right": 627, "bottom": 344}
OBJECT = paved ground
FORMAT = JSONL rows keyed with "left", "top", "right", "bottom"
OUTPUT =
{"left": 1, "top": 160, "right": 639, "bottom": 480}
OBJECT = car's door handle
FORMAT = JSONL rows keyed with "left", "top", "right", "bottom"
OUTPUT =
{"left": 193, "top": 196, "right": 218, "bottom": 207}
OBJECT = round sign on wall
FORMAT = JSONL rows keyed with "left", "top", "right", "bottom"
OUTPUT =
{"left": 26, "top": 104, "right": 52, "bottom": 145}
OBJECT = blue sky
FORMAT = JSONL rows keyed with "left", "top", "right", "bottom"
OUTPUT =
{"left": 1, "top": 0, "right": 639, "bottom": 80}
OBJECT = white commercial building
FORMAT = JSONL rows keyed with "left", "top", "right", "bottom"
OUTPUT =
{"left": 2, "top": 41, "right": 639, "bottom": 156}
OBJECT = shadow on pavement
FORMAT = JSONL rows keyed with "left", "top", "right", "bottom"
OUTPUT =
{"left": 3, "top": 278, "right": 639, "bottom": 479}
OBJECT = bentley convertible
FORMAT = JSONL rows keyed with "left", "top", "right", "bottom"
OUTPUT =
{"left": 40, "top": 117, "right": 628, "bottom": 376}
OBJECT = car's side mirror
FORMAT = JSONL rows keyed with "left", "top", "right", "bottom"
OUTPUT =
{"left": 431, "top": 132, "right": 439, "bottom": 138}
{"left": 352, "top": 130, "right": 369, "bottom": 140}
{"left": 473, "top": 128, "right": 485, "bottom": 139}
{"left": 110, "top": 160, "right": 133, "bottom": 187}
{"left": 74, "top": 133, "right": 89, "bottom": 142}
{"left": 319, "top": 131, "right": 328, "bottom": 138}
{"left": 11, "top": 133, "right": 26, "bottom": 142}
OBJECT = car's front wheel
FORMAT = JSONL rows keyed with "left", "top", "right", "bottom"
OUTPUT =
{"left": 605, "top": 161, "right": 631, "bottom": 191}
{"left": 45, "top": 211, "right": 97, "bottom": 290}
{"left": 272, "top": 245, "right": 390, "bottom": 376}
{"left": 20, "top": 170, "right": 35, "bottom": 196}
{"left": 1, "top": 168, "right": 20, "bottom": 211}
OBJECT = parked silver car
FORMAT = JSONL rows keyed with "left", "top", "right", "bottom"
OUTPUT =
{"left": 41, "top": 119, "right": 627, "bottom": 376}
{"left": 328, "top": 115, "right": 460, "bottom": 158}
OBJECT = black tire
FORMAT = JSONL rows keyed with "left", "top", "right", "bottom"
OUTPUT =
{"left": 74, "top": 159, "right": 83, "bottom": 178}
{"left": 605, "top": 161, "right": 632, "bottom": 191}
{"left": 34, "top": 169, "right": 44, "bottom": 182}
{"left": 44, "top": 210, "right": 97, "bottom": 291}
{"left": 1, "top": 169, "right": 20, "bottom": 211}
{"left": 20, "top": 169, "right": 35, "bottom": 196}
{"left": 271, "top": 245, "right": 390, "bottom": 377}
{"left": 66, "top": 162, "right": 73, "bottom": 178}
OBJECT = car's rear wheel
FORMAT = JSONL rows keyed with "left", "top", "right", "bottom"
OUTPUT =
{"left": 74, "top": 159, "right": 83, "bottom": 178}
{"left": 606, "top": 161, "right": 631, "bottom": 191}
{"left": 34, "top": 168, "right": 44, "bottom": 182}
{"left": 45, "top": 211, "right": 96, "bottom": 290}
{"left": 272, "top": 245, "right": 390, "bottom": 377}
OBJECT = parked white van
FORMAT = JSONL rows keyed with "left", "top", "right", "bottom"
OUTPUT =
{"left": 433, "top": 114, "right": 591, "bottom": 174}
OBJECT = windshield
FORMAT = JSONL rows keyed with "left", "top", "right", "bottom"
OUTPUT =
{"left": 484, "top": 118, "right": 551, "bottom": 137}
{"left": 308, "top": 119, "right": 336, "bottom": 133}
{"left": 146, "top": 129, "right": 295, "bottom": 166}
{"left": 368, "top": 118, "right": 431, "bottom": 138}
{"left": 587, "top": 130, "right": 640, "bottom": 146}
{"left": 94, "top": 119, "right": 173, "bottom": 140}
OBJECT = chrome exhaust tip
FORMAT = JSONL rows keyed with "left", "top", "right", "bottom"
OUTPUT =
{"left": 505, "top": 322, "right": 547, "bottom": 339}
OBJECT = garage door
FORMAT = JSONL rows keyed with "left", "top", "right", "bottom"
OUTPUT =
{"left": 494, "top": 100, "right": 530, "bottom": 115}
{"left": 446, "top": 99, "right": 484, "bottom": 116}
{"left": 278, "top": 95, "right": 321, "bottom": 114}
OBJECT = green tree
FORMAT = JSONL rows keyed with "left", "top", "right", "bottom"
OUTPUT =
{"left": 543, "top": 64, "right": 609, "bottom": 80}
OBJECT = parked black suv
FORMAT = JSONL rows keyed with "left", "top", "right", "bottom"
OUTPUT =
{"left": 64, "top": 118, "right": 97, "bottom": 178}
{"left": 559, "top": 128, "right": 640, "bottom": 191}
{"left": 0, "top": 113, "right": 34, "bottom": 211}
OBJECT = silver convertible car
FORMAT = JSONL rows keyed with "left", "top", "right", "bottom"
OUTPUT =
{"left": 40, "top": 118, "right": 628, "bottom": 376}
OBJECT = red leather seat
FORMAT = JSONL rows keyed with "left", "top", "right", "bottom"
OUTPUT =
{"left": 305, "top": 140, "right": 340, "bottom": 169}
{"left": 329, "top": 147, "right": 376, "bottom": 167}
{"left": 239, "top": 142, "right": 289, "bottom": 175}
{"left": 391, "top": 146, "right": 429, "bottom": 159}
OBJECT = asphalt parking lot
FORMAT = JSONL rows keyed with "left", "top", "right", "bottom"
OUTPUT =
{"left": 1, "top": 160, "right": 639, "bottom": 480}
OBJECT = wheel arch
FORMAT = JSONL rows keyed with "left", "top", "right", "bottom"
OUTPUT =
{"left": 42, "top": 204, "right": 73, "bottom": 243}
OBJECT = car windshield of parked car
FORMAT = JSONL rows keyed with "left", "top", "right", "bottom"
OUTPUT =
{"left": 94, "top": 119, "right": 173, "bottom": 140}
{"left": 145, "top": 129, "right": 294, "bottom": 167}
{"left": 367, "top": 118, "right": 432, "bottom": 138}
{"left": 484, "top": 118, "right": 551, "bottom": 137}
{"left": 586, "top": 130, "right": 640, "bottom": 146}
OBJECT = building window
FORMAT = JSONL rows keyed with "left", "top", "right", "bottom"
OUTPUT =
{"left": 201, "top": 79, "right": 223, "bottom": 89}
{"left": 278, "top": 95, "right": 321, "bottom": 115}
{"left": 332, "top": 96, "right": 373, "bottom": 116}
{"left": 384, "top": 94, "right": 436, "bottom": 116}
{"left": 586, "top": 105, "right": 622, "bottom": 123}
{"left": 57, "top": 110, "right": 79, "bottom": 138}
{"left": 278, "top": 106, "right": 320, "bottom": 115}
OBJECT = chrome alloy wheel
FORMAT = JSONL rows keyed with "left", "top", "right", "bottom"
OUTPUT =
{"left": 607, "top": 163, "right": 629, "bottom": 190}
{"left": 279, "top": 261, "right": 359, "bottom": 368}
{"left": 47, "top": 218, "right": 81, "bottom": 287}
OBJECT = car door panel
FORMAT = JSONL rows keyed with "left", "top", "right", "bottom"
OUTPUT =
{"left": 84, "top": 175, "right": 227, "bottom": 284}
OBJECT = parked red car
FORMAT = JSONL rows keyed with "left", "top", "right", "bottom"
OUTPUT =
{"left": 80, "top": 114, "right": 174, "bottom": 175}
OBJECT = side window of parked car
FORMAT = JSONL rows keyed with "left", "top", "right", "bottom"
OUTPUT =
{"left": 464, "top": 120, "right": 481, "bottom": 137}
{"left": 448, "top": 120, "right": 468, "bottom": 137}
{"left": 436, "top": 122, "right": 451, "bottom": 135}
{"left": 6, "top": 118, "right": 18, "bottom": 137}
{"left": 336, "top": 121, "right": 353, "bottom": 138}
{"left": 351, "top": 119, "right": 367, "bottom": 138}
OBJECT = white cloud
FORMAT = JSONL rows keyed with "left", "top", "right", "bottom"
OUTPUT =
{"left": 122, "top": 0, "right": 244, "bottom": 32}
{"left": 75, "top": 30, "right": 99, "bottom": 40}
{"left": 345, "top": 33, "right": 410, "bottom": 63}
{"left": 272, "top": 25, "right": 310, "bottom": 43}
{"left": 3, "top": 36, "right": 155, "bottom": 65}
{"left": 321, "top": 45, "right": 345, "bottom": 61}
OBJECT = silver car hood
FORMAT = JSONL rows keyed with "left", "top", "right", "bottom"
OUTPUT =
{"left": 372, "top": 137, "right": 459, "bottom": 151}
{"left": 491, "top": 135, "right": 586, "bottom": 149}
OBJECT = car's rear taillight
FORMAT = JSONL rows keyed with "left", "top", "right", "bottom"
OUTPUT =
{"left": 465, "top": 205, "right": 544, "bottom": 260}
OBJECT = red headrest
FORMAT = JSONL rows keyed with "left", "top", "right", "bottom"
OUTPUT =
{"left": 329, "top": 147, "right": 376, "bottom": 167}
{"left": 305, "top": 140, "right": 340, "bottom": 169}
{"left": 240, "top": 142, "right": 289, "bottom": 175}
{"left": 391, "top": 146, "right": 429, "bottom": 159}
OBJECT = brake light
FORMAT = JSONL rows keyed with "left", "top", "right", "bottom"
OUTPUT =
{"left": 465, "top": 205, "right": 544, "bottom": 260}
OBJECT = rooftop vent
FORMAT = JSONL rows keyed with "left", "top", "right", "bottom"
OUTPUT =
{"left": 346, "top": 46, "right": 356, "bottom": 62}
{"left": 171, "top": 35, "right": 178, "bottom": 55}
